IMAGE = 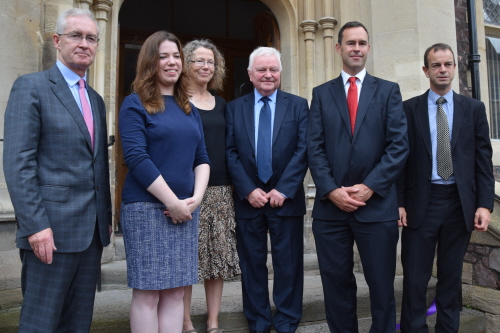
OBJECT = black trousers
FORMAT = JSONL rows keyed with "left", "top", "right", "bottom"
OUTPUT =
{"left": 236, "top": 204, "right": 304, "bottom": 333}
{"left": 401, "top": 184, "right": 471, "bottom": 333}
{"left": 313, "top": 215, "right": 399, "bottom": 333}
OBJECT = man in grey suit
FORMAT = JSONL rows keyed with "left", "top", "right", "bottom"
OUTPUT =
{"left": 3, "top": 8, "right": 111, "bottom": 332}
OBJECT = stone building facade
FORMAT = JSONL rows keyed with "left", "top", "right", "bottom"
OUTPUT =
{"left": 1, "top": 0, "right": 500, "bottom": 328}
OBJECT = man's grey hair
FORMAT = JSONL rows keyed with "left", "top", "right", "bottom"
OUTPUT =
{"left": 55, "top": 8, "right": 99, "bottom": 36}
{"left": 248, "top": 47, "right": 282, "bottom": 71}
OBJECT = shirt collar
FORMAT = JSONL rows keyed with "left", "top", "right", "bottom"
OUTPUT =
{"left": 56, "top": 60, "right": 87, "bottom": 88}
{"left": 428, "top": 88, "right": 454, "bottom": 106}
{"left": 254, "top": 88, "right": 278, "bottom": 105}
{"left": 341, "top": 68, "right": 367, "bottom": 85}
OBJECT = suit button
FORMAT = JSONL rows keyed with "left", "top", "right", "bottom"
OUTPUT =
{"left": 94, "top": 158, "right": 97, "bottom": 163}
{"left": 96, "top": 186, "right": 99, "bottom": 191}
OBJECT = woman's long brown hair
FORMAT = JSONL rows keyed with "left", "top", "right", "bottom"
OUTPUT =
{"left": 132, "top": 31, "right": 191, "bottom": 114}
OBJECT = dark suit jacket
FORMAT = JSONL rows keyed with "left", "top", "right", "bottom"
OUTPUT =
{"left": 225, "top": 89, "right": 309, "bottom": 218}
{"left": 4, "top": 64, "right": 112, "bottom": 252}
{"left": 397, "top": 90, "right": 494, "bottom": 232}
{"left": 307, "top": 73, "right": 408, "bottom": 222}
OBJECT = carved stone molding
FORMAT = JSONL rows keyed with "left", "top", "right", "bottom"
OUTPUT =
{"left": 94, "top": 0, "right": 113, "bottom": 21}
{"left": 300, "top": 20, "right": 318, "bottom": 41}
{"left": 78, "top": 0, "right": 93, "bottom": 9}
{"left": 318, "top": 16, "right": 337, "bottom": 37}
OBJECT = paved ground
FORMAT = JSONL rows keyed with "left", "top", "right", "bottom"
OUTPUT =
{"left": 0, "top": 253, "right": 486, "bottom": 332}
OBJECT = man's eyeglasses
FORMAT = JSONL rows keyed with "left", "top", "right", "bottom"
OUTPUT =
{"left": 58, "top": 33, "right": 99, "bottom": 44}
{"left": 190, "top": 60, "right": 216, "bottom": 68}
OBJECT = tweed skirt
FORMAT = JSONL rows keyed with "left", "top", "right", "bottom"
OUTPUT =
{"left": 121, "top": 202, "right": 199, "bottom": 290}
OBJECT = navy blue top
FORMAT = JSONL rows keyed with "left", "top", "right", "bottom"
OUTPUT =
{"left": 119, "top": 93, "right": 209, "bottom": 203}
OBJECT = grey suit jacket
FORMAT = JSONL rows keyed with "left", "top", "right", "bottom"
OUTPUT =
{"left": 3, "top": 64, "right": 111, "bottom": 252}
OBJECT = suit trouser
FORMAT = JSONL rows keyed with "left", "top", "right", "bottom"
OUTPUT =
{"left": 401, "top": 184, "right": 471, "bottom": 333}
{"left": 18, "top": 225, "right": 103, "bottom": 333}
{"left": 313, "top": 216, "right": 399, "bottom": 333}
{"left": 236, "top": 205, "right": 304, "bottom": 333}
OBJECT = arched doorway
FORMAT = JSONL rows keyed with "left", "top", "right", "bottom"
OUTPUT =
{"left": 114, "top": 0, "right": 280, "bottom": 225}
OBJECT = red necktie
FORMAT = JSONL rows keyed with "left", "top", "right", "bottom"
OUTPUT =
{"left": 347, "top": 76, "right": 358, "bottom": 135}
{"left": 78, "top": 79, "right": 94, "bottom": 150}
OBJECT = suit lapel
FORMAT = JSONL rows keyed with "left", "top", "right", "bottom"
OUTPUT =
{"left": 329, "top": 76, "right": 352, "bottom": 136}
{"left": 451, "top": 92, "right": 465, "bottom": 151}
{"left": 89, "top": 89, "right": 101, "bottom": 156}
{"left": 243, "top": 93, "right": 256, "bottom": 152}
{"left": 49, "top": 66, "right": 94, "bottom": 152}
{"left": 272, "top": 90, "right": 288, "bottom": 145}
{"left": 354, "top": 73, "right": 377, "bottom": 139}
{"left": 415, "top": 91, "right": 432, "bottom": 157}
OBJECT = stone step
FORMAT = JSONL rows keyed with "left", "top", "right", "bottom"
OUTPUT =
{"left": 0, "top": 239, "right": 485, "bottom": 333}
{"left": 100, "top": 253, "right": 321, "bottom": 290}
{"left": 0, "top": 266, "right": 485, "bottom": 333}
{"left": 88, "top": 272, "right": 485, "bottom": 333}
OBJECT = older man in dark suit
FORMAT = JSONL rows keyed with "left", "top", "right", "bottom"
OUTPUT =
{"left": 307, "top": 21, "right": 408, "bottom": 332}
{"left": 3, "top": 8, "right": 111, "bottom": 333}
{"left": 398, "top": 43, "right": 494, "bottom": 333}
{"left": 226, "top": 47, "right": 308, "bottom": 333}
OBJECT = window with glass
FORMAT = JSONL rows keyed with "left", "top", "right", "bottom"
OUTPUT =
{"left": 485, "top": 0, "right": 500, "bottom": 25}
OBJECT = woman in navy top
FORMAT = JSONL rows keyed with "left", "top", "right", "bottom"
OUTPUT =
{"left": 119, "top": 31, "right": 209, "bottom": 332}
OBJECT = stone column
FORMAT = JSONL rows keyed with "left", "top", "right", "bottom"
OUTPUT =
{"left": 78, "top": 0, "right": 93, "bottom": 11}
{"left": 319, "top": 0, "right": 337, "bottom": 82}
{"left": 299, "top": 0, "right": 318, "bottom": 253}
{"left": 299, "top": 0, "right": 318, "bottom": 101}
{"left": 92, "top": 0, "right": 113, "bottom": 97}
{"left": 318, "top": 16, "right": 337, "bottom": 82}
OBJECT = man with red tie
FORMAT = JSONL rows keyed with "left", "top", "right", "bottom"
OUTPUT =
{"left": 307, "top": 21, "right": 409, "bottom": 332}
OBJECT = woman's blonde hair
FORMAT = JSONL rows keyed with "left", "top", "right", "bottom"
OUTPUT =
{"left": 183, "top": 39, "right": 226, "bottom": 92}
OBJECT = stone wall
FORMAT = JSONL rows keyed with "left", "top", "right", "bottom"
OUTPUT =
{"left": 461, "top": 194, "right": 500, "bottom": 332}
{"left": 464, "top": 244, "right": 500, "bottom": 289}
{"left": 0, "top": 0, "right": 45, "bottom": 293}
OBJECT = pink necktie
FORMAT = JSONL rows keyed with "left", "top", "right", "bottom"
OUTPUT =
{"left": 78, "top": 79, "right": 94, "bottom": 150}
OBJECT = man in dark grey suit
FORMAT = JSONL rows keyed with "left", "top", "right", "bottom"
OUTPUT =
{"left": 307, "top": 21, "right": 408, "bottom": 332}
{"left": 398, "top": 43, "right": 494, "bottom": 333}
{"left": 3, "top": 8, "right": 111, "bottom": 332}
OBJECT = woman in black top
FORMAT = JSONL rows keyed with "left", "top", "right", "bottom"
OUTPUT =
{"left": 182, "top": 39, "right": 240, "bottom": 333}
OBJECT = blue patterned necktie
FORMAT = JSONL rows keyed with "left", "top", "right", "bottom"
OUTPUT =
{"left": 257, "top": 96, "right": 272, "bottom": 183}
{"left": 436, "top": 96, "right": 453, "bottom": 180}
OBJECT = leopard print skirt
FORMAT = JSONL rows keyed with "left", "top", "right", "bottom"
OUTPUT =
{"left": 198, "top": 185, "right": 241, "bottom": 280}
